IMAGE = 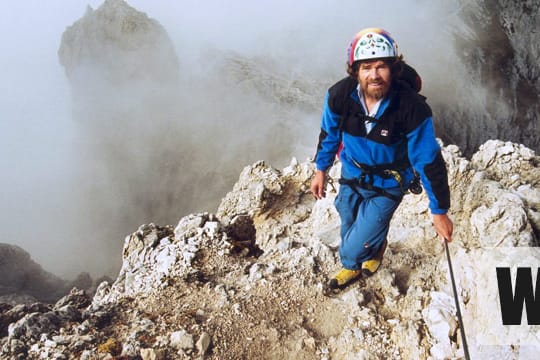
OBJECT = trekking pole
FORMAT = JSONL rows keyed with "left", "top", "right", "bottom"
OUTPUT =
{"left": 444, "top": 239, "right": 471, "bottom": 360}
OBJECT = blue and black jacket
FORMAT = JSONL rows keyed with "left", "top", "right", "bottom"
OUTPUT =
{"left": 315, "top": 76, "right": 450, "bottom": 214}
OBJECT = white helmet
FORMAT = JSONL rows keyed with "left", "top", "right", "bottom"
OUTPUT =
{"left": 347, "top": 28, "right": 398, "bottom": 65}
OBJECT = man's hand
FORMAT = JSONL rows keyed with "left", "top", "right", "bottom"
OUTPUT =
{"left": 433, "top": 213, "right": 453, "bottom": 243}
{"left": 310, "top": 170, "right": 327, "bottom": 200}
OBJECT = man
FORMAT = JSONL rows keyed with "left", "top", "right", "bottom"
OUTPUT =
{"left": 310, "top": 28, "right": 453, "bottom": 290}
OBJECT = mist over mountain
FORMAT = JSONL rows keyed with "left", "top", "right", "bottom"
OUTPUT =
{"left": 1, "top": 1, "right": 539, "bottom": 358}
{"left": 54, "top": 0, "right": 323, "bottom": 278}
{"left": 1, "top": 0, "right": 538, "bottom": 280}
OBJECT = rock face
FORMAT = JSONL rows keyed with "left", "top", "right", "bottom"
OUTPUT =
{"left": 0, "top": 244, "right": 70, "bottom": 304}
{"left": 1, "top": 140, "right": 538, "bottom": 359}
{"left": 220, "top": 54, "right": 324, "bottom": 112}
{"left": 56, "top": 0, "right": 186, "bottom": 276}
{"left": 58, "top": 0, "right": 179, "bottom": 87}
{"left": 0, "top": 243, "right": 103, "bottom": 306}
{"left": 439, "top": 0, "right": 540, "bottom": 155}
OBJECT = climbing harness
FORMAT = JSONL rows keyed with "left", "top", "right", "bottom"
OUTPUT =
{"left": 444, "top": 239, "right": 471, "bottom": 360}
{"left": 339, "top": 156, "right": 421, "bottom": 201}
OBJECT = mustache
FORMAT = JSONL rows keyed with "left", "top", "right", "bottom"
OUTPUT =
{"left": 368, "top": 80, "right": 386, "bottom": 85}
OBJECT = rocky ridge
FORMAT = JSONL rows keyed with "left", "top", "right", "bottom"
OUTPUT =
{"left": 4, "top": 1, "right": 540, "bottom": 358}
{"left": 0, "top": 244, "right": 99, "bottom": 305}
{"left": 1, "top": 139, "right": 539, "bottom": 359}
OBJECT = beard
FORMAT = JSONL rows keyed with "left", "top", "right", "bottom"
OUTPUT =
{"left": 362, "top": 81, "right": 390, "bottom": 100}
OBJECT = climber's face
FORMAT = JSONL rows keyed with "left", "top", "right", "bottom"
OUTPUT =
{"left": 357, "top": 59, "right": 392, "bottom": 101}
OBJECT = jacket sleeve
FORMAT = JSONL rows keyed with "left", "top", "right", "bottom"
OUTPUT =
{"left": 314, "top": 91, "right": 342, "bottom": 172}
{"left": 406, "top": 117, "right": 450, "bottom": 214}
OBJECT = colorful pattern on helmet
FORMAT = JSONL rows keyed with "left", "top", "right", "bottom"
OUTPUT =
{"left": 347, "top": 28, "right": 398, "bottom": 65}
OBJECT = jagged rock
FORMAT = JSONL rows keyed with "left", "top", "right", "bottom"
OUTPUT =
{"left": 81, "top": 304, "right": 114, "bottom": 330}
{"left": 196, "top": 331, "right": 211, "bottom": 356}
{"left": 123, "top": 223, "right": 175, "bottom": 259}
{"left": 140, "top": 348, "right": 164, "bottom": 360}
{"left": 465, "top": 140, "right": 540, "bottom": 247}
{"left": 53, "top": 288, "right": 92, "bottom": 310}
{"left": 1, "top": 303, "right": 50, "bottom": 339}
{"left": 0, "top": 244, "right": 70, "bottom": 303}
{"left": 422, "top": 291, "right": 458, "bottom": 359}
{"left": 470, "top": 180, "right": 536, "bottom": 247}
{"left": 174, "top": 214, "right": 210, "bottom": 241}
{"left": 3, "top": 338, "right": 27, "bottom": 359}
{"left": 217, "top": 160, "right": 285, "bottom": 220}
{"left": 8, "top": 312, "right": 59, "bottom": 341}
{"left": 2, "top": 139, "right": 539, "bottom": 359}
{"left": 92, "top": 216, "right": 234, "bottom": 304}
{"left": 58, "top": 0, "right": 178, "bottom": 85}
{"left": 170, "top": 329, "right": 194, "bottom": 351}
{"left": 471, "top": 140, "right": 540, "bottom": 188}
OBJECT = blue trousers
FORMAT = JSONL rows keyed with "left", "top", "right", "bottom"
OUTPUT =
{"left": 334, "top": 183, "right": 403, "bottom": 270}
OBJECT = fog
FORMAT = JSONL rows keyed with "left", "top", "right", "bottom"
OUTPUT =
{"left": 1, "top": 0, "right": 465, "bottom": 279}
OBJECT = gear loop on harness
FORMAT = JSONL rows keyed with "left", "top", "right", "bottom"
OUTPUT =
{"left": 348, "top": 152, "right": 424, "bottom": 196}
{"left": 350, "top": 157, "right": 410, "bottom": 194}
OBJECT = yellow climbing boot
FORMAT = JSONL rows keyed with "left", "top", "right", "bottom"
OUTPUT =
{"left": 361, "top": 240, "right": 388, "bottom": 277}
{"left": 329, "top": 268, "right": 361, "bottom": 289}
